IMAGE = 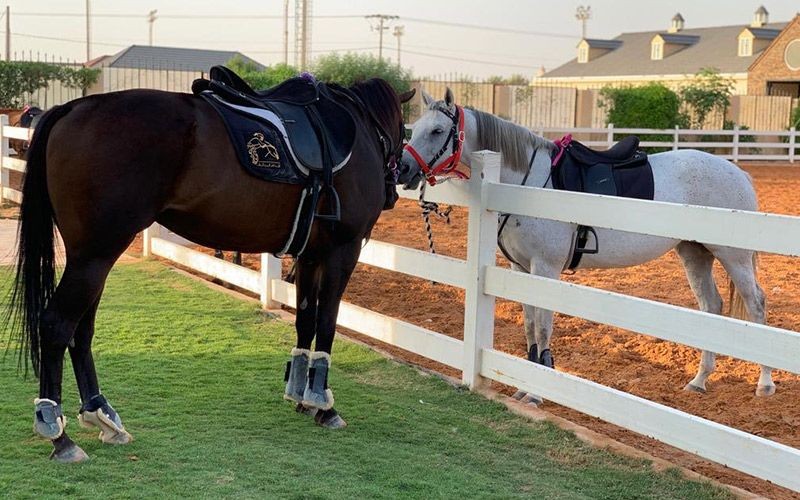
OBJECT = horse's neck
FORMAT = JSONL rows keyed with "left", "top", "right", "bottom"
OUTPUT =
{"left": 462, "top": 109, "right": 551, "bottom": 188}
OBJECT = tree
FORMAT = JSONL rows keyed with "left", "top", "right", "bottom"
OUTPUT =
{"left": 311, "top": 52, "right": 412, "bottom": 92}
{"left": 679, "top": 68, "right": 734, "bottom": 129}
{"left": 225, "top": 56, "right": 298, "bottom": 90}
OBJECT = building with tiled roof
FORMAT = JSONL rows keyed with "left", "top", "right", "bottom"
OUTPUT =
{"left": 538, "top": 6, "right": 799, "bottom": 97}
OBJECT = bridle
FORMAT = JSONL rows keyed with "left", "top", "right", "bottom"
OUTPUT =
{"left": 404, "top": 104, "right": 468, "bottom": 186}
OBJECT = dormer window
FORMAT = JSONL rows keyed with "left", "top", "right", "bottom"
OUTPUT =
{"left": 578, "top": 45, "right": 588, "bottom": 63}
{"left": 738, "top": 37, "right": 752, "bottom": 56}
{"left": 651, "top": 41, "right": 663, "bottom": 60}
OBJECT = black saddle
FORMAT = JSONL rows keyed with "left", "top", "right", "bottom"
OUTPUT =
{"left": 193, "top": 66, "right": 356, "bottom": 174}
{"left": 192, "top": 66, "right": 360, "bottom": 256}
{"left": 550, "top": 135, "right": 654, "bottom": 271}
{"left": 551, "top": 135, "right": 652, "bottom": 198}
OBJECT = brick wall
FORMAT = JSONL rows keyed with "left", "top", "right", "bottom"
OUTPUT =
{"left": 748, "top": 15, "right": 800, "bottom": 95}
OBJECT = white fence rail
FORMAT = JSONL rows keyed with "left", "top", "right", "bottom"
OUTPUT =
{"left": 532, "top": 124, "right": 798, "bottom": 163}
{"left": 5, "top": 117, "right": 800, "bottom": 491}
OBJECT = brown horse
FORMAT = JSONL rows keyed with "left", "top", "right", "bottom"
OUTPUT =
{"left": 5, "top": 81, "right": 414, "bottom": 462}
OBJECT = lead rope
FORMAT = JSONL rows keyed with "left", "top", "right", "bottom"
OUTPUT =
{"left": 418, "top": 183, "right": 452, "bottom": 255}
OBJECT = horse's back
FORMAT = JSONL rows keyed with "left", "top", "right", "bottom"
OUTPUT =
{"left": 649, "top": 149, "right": 757, "bottom": 211}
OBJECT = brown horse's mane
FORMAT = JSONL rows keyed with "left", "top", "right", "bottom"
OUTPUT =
{"left": 338, "top": 79, "right": 402, "bottom": 140}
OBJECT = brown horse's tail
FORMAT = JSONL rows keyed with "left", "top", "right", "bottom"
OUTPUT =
{"left": 3, "top": 104, "right": 71, "bottom": 377}
{"left": 728, "top": 253, "right": 760, "bottom": 321}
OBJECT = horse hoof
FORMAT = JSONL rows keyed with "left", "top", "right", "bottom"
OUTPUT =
{"left": 756, "top": 385, "right": 776, "bottom": 397}
{"left": 295, "top": 403, "right": 318, "bottom": 417}
{"left": 511, "top": 390, "right": 526, "bottom": 400}
{"left": 683, "top": 383, "right": 706, "bottom": 394}
{"left": 519, "top": 393, "right": 543, "bottom": 406}
{"left": 49, "top": 444, "right": 89, "bottom": 464}
{"left": 314, "top": 409, "right": 347, "bottom": 429}
{"left": 100, "top": 430, "right": 133, "bottom": 445}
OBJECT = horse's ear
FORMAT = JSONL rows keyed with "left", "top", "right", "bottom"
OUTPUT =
{"left": 444, "top": 87, "right": 455, "bottom": 107}
{"left": 421, "top": 90, "right": 434, "bottom": 107}
{"left": 398, "top": 88, "right": 416, "bottom": 104}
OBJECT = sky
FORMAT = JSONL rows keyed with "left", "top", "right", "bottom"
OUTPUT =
{"left": 3, "top": 0, "right": 799, "bottom": 79}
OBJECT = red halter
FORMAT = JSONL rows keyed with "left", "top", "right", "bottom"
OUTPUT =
{"left": 404, "top": 105, "right": 468, "bottom": 186}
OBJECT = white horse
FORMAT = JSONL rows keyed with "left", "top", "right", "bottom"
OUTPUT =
{"left": 398, "top": 88, "right": 773, "bottom": 399}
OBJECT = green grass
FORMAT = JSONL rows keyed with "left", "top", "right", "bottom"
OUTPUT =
{"left": 0, "top": 262, "right": 731, "bottom": 499}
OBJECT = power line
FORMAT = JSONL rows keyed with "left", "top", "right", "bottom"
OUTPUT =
{"left": 402, "top": 49, "right": 536, "bottom": 70}
{"left": 401, "top": 17, "right": 575, "bottom": 39}
{"left": 13, "top": 12, "right": 366, "bottom": 20}
{"left": 6, "top": 31, "right": 128, "bottom": 48}
{"left": 403, "top": 43, "right": 565, "bottom": 64}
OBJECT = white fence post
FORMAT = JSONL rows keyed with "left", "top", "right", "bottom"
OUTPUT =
{"left": 0, "top": 115, "right": 8, "bottom": 205}
{"left": 672, "top": 125, "right": 679, "bottom": 151}
{"left": 260, "top": 253, "right": 282, "bottom": 309}
{"left": 462, "top": 150, "right": 501, "bottom": 389}
{"left": 142, "top": 223, "right": 161, "bottom": 258}
{"left": 790, "top": 127, "right": 796, "bottom": 164}
{"left": 606, "top": 123, "right": 614, "bottom": 148}
{"left": 732, "top": 125, "right": 740, "bottom": 163}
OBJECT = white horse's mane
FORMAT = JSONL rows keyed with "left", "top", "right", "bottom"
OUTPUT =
{"left": 469, "top": 107, "right": 555, "bottom": 173}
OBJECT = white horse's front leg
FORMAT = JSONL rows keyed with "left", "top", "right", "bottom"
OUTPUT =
{"left": 512, "top": 260, "right": 562, "bottom": 405}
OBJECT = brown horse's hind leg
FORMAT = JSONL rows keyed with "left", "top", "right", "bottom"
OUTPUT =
{"left": 70, "top": 298, "right": 132, "bottom": 445}
{"left": 35, "top": 257, "right": 116, "bottom": 462}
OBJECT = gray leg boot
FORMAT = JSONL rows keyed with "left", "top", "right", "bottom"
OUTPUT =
{"left": 284, "top": 348, "right": 310, "bottom": 403}
{"left": 302, "top": 351, "right": 334, "bottom": 410}
{"left": 33, "top": 398, "right": 66, "bottom": 440}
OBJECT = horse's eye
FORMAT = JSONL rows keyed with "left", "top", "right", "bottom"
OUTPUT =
{"left": 431, "top": 128, "right": 443, "bottom": 135}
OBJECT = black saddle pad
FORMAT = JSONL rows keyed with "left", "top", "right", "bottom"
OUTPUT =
{"left": 194, "top": 67, "right": 357, "bottom": 175}
{"left": 552, "top": 136, "right": 654, "bottom": 200}
{"left": 203, "top": 94, "right": 306, "bottom": 184}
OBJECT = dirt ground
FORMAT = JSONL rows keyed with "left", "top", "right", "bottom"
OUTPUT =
{"left": 8, "top": 163, "right": 800, "bottom": 497}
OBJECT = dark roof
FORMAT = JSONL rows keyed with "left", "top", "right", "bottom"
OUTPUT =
{"left": 658, "top": 33, "right": 700, "bottom": 45}
{"left": 746, "top": 27, "right": 781, "bottom": 39}
{"left": 672, "top": 13, "right": 685, "bottom": 22}
{"left": 543, "top": 21, "right": 787, "bottom": 78}
{"left": 755, "top": 5, "right": 768, "bottom": 15}
{"left": 103, "top": 45, "right": 264, "bottom": 72}
{"left": 584, "top": 39, "right": 623, "bottom": 49}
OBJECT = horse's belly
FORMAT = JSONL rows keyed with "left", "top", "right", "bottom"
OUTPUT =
{"left": 577, "top": 229, "right": 678, "bottom": 269}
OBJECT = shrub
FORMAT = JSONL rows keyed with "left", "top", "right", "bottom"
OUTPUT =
{"left": 226, "top": 56, "right": 298, "bottom": 90}
{"left": 0, "top": 61, "right": 100, "bottom": 107}
{"left": 311, "top": 52, "right": 412, "bottom": 93}
{"left": 600, "top": 83, "right": 686, "bottom": 151}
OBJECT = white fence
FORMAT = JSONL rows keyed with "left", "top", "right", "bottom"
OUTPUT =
{"left": 534, "top": 124, "right": 798, "bottom": 163}
{"left": 4, "top": 118, "right": 800, "bottom": 491}
{"left": 0, "top": 116, "right": 32, "bottom": 204}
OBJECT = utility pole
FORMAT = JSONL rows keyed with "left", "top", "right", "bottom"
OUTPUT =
{"left": 393, "top": 25, "right": 404, "bottom": 68}
{"left": 283, "top": 0, "right": 289, "bottom": 65}
{"left": 85, "top": 0, "right": 91, "bottom": 61}
{"left": 5, "top": 6, "right": 10, "bottom": 61}
{"left": 148, "top": 9, "right": 158, "bottom": 46}
{"left": 575, "top": 5, "right": 591, "bottom": 39}
{"left": 365, "top": 14, "right": 398, "bottom": 62}
{"left": 294, "top": 0, "right": 311, "bottom": 71}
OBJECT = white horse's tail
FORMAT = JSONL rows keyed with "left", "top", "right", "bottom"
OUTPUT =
{"left": 728, "top": 253, "right": 761, "bottom": 320}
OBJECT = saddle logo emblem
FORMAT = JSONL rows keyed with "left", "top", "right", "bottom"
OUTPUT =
{"left": 247, "top": 132, "right": 280, "bottom": 168}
